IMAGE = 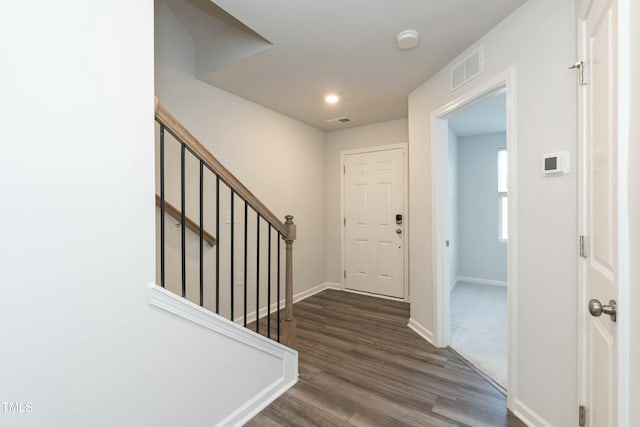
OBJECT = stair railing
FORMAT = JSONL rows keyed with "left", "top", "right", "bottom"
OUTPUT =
{"left": 154, "top": 97, "right": 296, "bottom": 347}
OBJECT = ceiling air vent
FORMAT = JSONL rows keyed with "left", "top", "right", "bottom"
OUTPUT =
{"left": 326, "top": 116, "right": 353, "bottom": 125}
{"left": 451, "top": 46, "right": 484, "bottom": 92}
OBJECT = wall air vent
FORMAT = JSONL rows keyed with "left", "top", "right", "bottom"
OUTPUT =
{"left": 450, "top": 46, "right": 484, "bottom": 91}
{"left": 325, "top": 116, "right": 353, "bottom": 125}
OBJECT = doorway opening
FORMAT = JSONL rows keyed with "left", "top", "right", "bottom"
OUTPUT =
{"left": 447, "top": 92, "right": 508, "bottom": 389}
{"left": 430, "top": 70, "right": 517, "bottom": 404}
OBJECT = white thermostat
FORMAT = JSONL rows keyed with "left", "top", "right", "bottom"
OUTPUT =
{"left": 543, "top": 151, "right": 570, "bottom": 176}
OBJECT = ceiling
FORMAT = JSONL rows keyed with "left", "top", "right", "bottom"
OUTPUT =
{"left": 165, "top": 0, "right": 526, "bottom": 131}
{"left": 448, "top": 91, "right": 506, "bottom": 137}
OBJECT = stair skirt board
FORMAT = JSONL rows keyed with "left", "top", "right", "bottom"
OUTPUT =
{"left": 216, "top": 376, "right": 297, "bottom": 427}
{"left": 147, "top": 284, "right": 298, "bottom": 427}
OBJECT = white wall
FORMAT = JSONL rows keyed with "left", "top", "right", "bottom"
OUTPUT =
{"left": 408, "top": 0, "right": 577, "bottom": 425}
{"left": 324, "top": 119, "right": 408, "bottom": 284}
{"left": 155, "top": 0, "right": 327, "bottom": 301}
{"left": 456, "top": 133, "right": 507, "bottom": 283}
{"left": 447, "top": 129, "right": 459, "bottom": 289}
{"left": 0, "top": 1, "right": 293, "bottom": 425}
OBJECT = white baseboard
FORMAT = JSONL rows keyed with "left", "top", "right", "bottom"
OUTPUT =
{"left": 293, "top": 282, "right": 339, "bottom": 303}
{"left": 407, "top": 318, "right": 435, "bottom": 345}
{"left": 285, "top": 281, "right": 407, "bottom": 304}
{"left": 323, "top": 282, "right": 343, "bottom": 291}
{"left": 455, "top": 275, "right": 507, "bottom": 287}
{"left": 511, "top": 399, "right": 553, "bottom": 427}
{"left": 342, "top": 286, "right": 407, "bottom": 302}
{"left": 232, "top": 282, "right": 342, "bottom": 325}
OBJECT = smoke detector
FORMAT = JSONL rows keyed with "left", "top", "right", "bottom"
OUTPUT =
{"left": 396, "top": 30, "right": 419, "bottom": 50}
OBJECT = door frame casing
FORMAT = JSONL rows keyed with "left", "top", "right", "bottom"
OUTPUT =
{"left": 340, "top": 143, "right": 410, "bottom": 302}
{"left": 430, "top": 69, "right": 518, "bottom": 406}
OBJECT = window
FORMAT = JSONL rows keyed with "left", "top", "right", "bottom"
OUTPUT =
{"left": 498, "top": 149, "right": 508, "bottom": 241}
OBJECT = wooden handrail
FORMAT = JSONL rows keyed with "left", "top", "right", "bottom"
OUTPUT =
{"left": 155, "top": 194, "right": 216, "bottom": 247}
{"left": 155, "top": 100, "right": 288, "bottom": 238}
{"left": 155, "top": 97, "right": 296, "bottom": 348}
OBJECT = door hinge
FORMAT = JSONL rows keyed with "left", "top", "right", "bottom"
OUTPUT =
{"left": 344, "top": 217, "right": 346, "bottom": 226}
{"left": 343, "top": 165, "right": 346, "bottom": 174}
{"left": 569, "top": 61, "right": 587, "bottom": 86}
{"left": 579, "top": 235, "right": 589, "bottom": 258}
{"left": 344, "top": 270, "right": 346, "bottom": 279}
{"left": 579, "top": 405, "right": 586, "bottom": 427}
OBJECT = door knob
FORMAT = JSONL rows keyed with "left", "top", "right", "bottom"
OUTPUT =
{"left": 396, "top": 228, "right": 402, "bottom": 234}
{"left": 588, "top": 298, "right": 617, "bottom": 322}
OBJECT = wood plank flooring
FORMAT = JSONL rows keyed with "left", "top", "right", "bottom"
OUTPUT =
{"left": 247, "top": 290, "right": 525, "bottom": 427}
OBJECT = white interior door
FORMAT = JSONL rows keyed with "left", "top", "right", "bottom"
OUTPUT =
{"left": 343, "top": 147, "right": 405, "bottom": 298}
{"left": 580, "top": 0, "right": 620, "bottom": 424}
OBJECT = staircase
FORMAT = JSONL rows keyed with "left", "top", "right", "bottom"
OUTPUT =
{"left": 154, "top": 97, "right": 296, "bottom": 347}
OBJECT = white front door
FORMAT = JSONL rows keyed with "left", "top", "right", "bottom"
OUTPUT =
{"left": 579, "top": 0, "right": 620, "bottom": 424}
{"left": 343, "top": 147, "right": 405, "bottom": 298}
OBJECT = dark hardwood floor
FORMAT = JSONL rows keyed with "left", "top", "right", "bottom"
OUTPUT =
{"left": 247, "top": 290, "right": 525, "bottom": 427}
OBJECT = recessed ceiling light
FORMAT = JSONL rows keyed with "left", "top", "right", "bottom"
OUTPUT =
{"left": 325, "top": 94, "right": 339, "bottom": 104}
{"left": 396, "top": 30, "right": 420, "bottom": 50}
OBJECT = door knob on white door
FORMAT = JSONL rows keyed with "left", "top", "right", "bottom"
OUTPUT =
{"left": 588, "top": 299, "right": 617, "bottom": 322}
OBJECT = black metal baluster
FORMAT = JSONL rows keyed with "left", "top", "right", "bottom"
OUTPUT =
{"left": 180, "top": 144, "right": 186, "bottom": 298}
{"left": 199, "top": 162, "right": 204, "bottom": 307}
{"left": 160, "top": 125, "right": 166, "bottom": 288}
{"left": 267, "top": 225, "right": 271, "bottom": 338}
{"left": 277, "top": 231, "right": 281, "bottom": 342}
{"left": 256, "top": 214, "right": 260, "bottom": 334}
{"left": 215, "top": 176, "right": 220, "bottom": 314}
{"left": 244, "top": 202, "right": 248, "bottom": 327}
{"left": 230, "top": 191, "right": 235, "bottom": 321}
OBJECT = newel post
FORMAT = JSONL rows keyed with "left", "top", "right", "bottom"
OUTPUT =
{"left": 282, "top": 215, "right": 297, "bottom": 348}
